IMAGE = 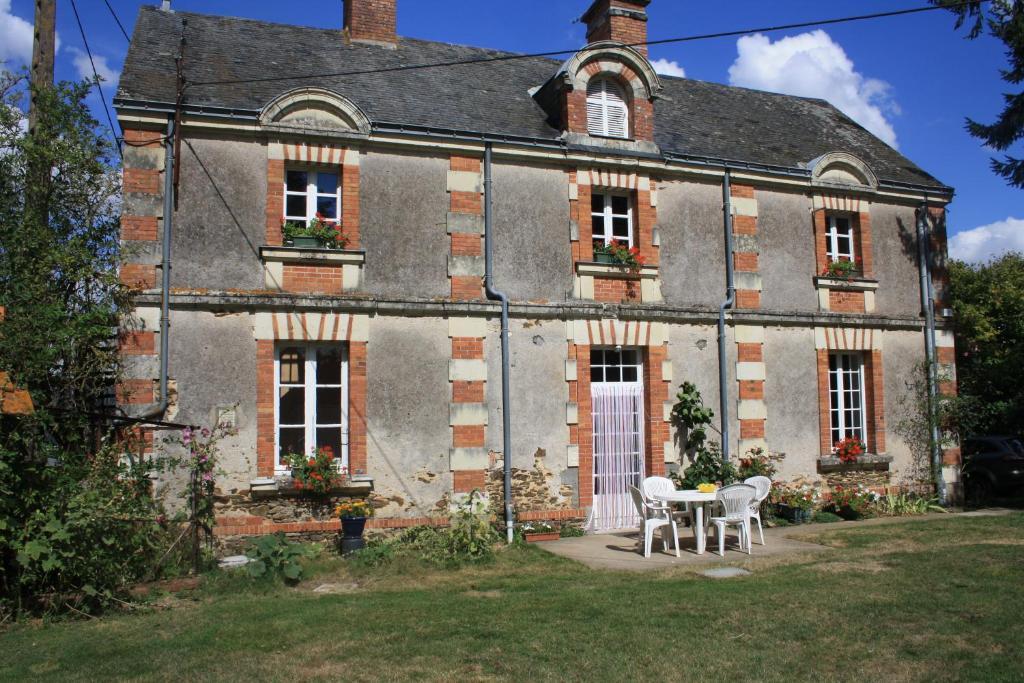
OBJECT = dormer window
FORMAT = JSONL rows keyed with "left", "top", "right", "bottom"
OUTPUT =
{"left": 586, "top": 77, "right": 629, "bottom": 139}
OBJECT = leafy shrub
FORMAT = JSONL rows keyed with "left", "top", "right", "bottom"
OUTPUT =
{"left": 559, "top": 524, "right": 585, "bottom": 538}
{"left": 827, "top": 484, "right": 879, "bottom": 518}
{"left": 737, "top": 446, "right": 778, "bottom": 480}
{"left": 812, "top": 511, "right": 843, "bottom": 523}
{"left": 244, "top": 533, "right": 314, "bottom": 583}
{"left": 673, "top": 442, "right": 737, "bottom": 490}
{"left": 878, "top": 492, "right": 945, "bottom": 516}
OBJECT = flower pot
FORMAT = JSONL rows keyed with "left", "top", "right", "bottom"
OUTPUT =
{"left": 290, "top": 236, "right": 323, "bottom": 249}
{"left": 594, "top": 252, "right": 616, "bottom": 264}
{"left": 775, "top": 504, "right": 811, "bottom": 524}
{"left": 341, "top": 516, "right": 367, "bottom": 539}
{"left": 524, "top": 531, "right": 560, "bottom": 543}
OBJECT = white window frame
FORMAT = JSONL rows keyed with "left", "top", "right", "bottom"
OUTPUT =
{"left": 825, "top": 214, "right": 855, "bottom": 262}
{"left": 590, "top": 347, "right": 643, "bottom": 385}
{"left": 273, "top": 343, "right": 349, "bottom": 471}
{"left": 591, "top": 192, "right": 634, "bottom": 248}
{"left": 283, "top": 168, "right": 342, "bottom": 225}
{"left": 586, "top": 77, "right": 630, "bottom": 139}
{"left": 828, "top": 352, "right": 867, "bottom": 449}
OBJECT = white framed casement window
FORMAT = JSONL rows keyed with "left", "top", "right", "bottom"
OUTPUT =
{"left": 825, "top": 214, "right": 855, "bottom": 262}
{"left": 274, "top": 343, "right": 349, "bottom": 470}
{"left": 284, "top": 168, "right": 341, "bottom": 224}
{"left": 586, "top": 77, "right": 629, "bottom": 139}
{"left": 590, "top": 347, "right": 642, "bottom": 384}
{"left": 828, "top": 352, "right": 866, "bottom": 448}
{"left": 591, "top": 192, "right": 633, "bottom": 247}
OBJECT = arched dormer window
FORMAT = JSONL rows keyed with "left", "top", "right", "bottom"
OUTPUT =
{"left": 586, "top": 77, "right": 629, "bottom": 139}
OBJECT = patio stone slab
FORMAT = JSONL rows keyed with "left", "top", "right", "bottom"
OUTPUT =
{"left": 702, "top": 567, "right": 752, "bottom": 578}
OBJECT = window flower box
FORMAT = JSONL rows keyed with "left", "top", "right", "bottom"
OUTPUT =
{"left": 817, "top": 453, "right": 893, "bottom": 473}
{"left": 524, "top": 531, "right": 560, "bottom": 543}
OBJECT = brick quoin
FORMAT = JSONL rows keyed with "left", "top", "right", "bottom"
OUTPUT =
{"left": 265, "top": 159, "right": 285, "bottom": 245}
{"left": 121, "top": 128, "right": 164, "bottom": 148}
{"left": 736, "top": 343, "right": 763, "bottom": 363}
{"left": 450, "top": 155, "right": 481, "bottom": 173}
{"left": 348, "top": 341, "right": 368, "bottom": 475}
{"left": 451, "top": 338, "right": 484, "bottom": 359}
{"left": 451, "top": 276, "right": 482, "bottom": 300}
{"left": 452, "top": 425, "right": 485, "bottom": 447}
{"left": 575, "top": 182, "right": 593, "bottom": 261}
{"left": 732, "top": 215, "right": 757, "bottom": 235}
{"left": 341, "top": 162, "right": 360, "bottom": 248}
{"left": 449, "top": 191, "right": 481, "bottom": 215}
{"left": 829, "top": 290, "right": 866, "bottom": 313}
{"left": 452, "top": 380, "right": 485, "bottom": 403}
{"left": 121, "top": 215, "right": 158, "bottom": 242}
{"left": 282, "top": 264, "right": 344, "bottom": 294}
{"left": 123, "top": 168, "right": 160, "bottom": 195}
{"left": 450, "top": 233, "right": 482, "bottom": 256}
{"left": 816, "top": 350, "right": 832, "bottom": 455}
{"left": 738, "top": 380, "right": 764, "bottom": 400}
{"left": 642, "top": 345, "right": 669, "bottom": 478}
{"left": 572, "top": 344, "right": 594, "bottom": 507}
{"left": 865, "top": 350, "right": 886, "bottom": 453}
{"left": 120, "top": 264, "right": 156, "bottom": 289}
{"left": 942, "top": 446, "right": 961, "bottom": 466}
{"left": 937, "top": 346, "right": 956, "bottom": 364}
{"left": 734, "top": 252, "right": 758, "bottom": 272}
{"left": 120, "top": 330, "right": 155, "bottom": 355}
{"left": 857, "top": 212, "right": 874, "bottom": 278}
{"left": 256, "top": 340, "right": 276, "bottom": 476}
{"left": 735, "top": 289, "right": 761, "bottom": 309}
{"left": 739, "top": 419, "right": 765, "bottom": 440}
{"left": 730, "top": 184, "right": 755, "bottom": 199}
{"left": 116, "top": 379, "right": 154, "bottom": 405}
{"left": 813, "top": 209, "right": 829, "bottom": 274}
{"left": 453, "top": 470, "right": 487, "bottom": 493}
{"left": 635, "top": 188, "right": 659, "bottom": 265}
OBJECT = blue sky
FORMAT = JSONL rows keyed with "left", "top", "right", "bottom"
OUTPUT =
{"left": 2, "top": 0, "right": 1020, "bottom": 262}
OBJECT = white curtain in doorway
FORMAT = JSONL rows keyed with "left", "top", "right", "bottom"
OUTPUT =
{"left": 591, "top": 382, "right": 645, "bottom": 530}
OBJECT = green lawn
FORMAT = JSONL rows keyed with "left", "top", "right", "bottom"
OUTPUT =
{"left": 2, "top": 514, "right": 1023, "bottom": 682}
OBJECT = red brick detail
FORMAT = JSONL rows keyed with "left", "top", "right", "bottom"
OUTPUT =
{"left": 450, "top": 155, "right": 481, "bottom": 173}
{"left": 451, "top": 275, "right": 483, "bottom": 300}
{"left": 735, "top": 289, "right": 761, "bottom": 309}
{"left": 739, "top": 419, "right": 765, "bottom": 439}
{"left": 938, "top": 378, "right": 958, "bottom": 397}
{"left": 367, "top": 516, "right": 449, "bottom": 530}
{"left": 256, "top": 340, "right": 275, "bottom": 477}
{"left": 120, "top": 264, "right": 156, "bottom": 289}
{"left": 829, "top": 290, "right": 866, "bottom": 313}
{"left": 858, "top": 211, "right": 874, "bottom": 278}
{"left": 631, "top": 98, "right": 654, "bottom": 143}
{"left": 516, "top": 508, "right": 586, "bottom": 522}
{"left": 452, "top": 425, "right": 485, "bottom": 448}
{"left": 584, "top": 0, "right": 649, "bottom": 55}
{"left": 737, "top": 343, "right": 763, "bottom": 363}
{"left": 642, "top": 345, "right": 669, "bottom": 478}
{"left": 449, "top": 191, "right": 481, "bottom": 215}
{"left": 732, "top": 215, "right": 757, "bottom": 235}
{"left": 730, "top": 184, "right": 755, "bottom": 199}
{"left": 451, "top": 338, "right": 484, "bottom": 359}
{"left": 120, "top": 331, "right": 155, "bottom": 355}
{"left": 635, "top": 187, "right": 659, "bottom": 265}
{"left": 738, "top": 380, "right": 764, "bottom": 400}
{"left": 343, "top": 0, "right": 396, "bottom": 44}
{"left": 864, "top": 350, "right": 886, "bottom": 454}
{"left": 452, "top": 380, "right": 485, "bottom": 403}
{"left": 122, "top": 127, "right": 163, "bottom": 148}
{"left": 813, "top": 209, "right": 829, "bottom": 274}
{"left": 937, "top": 346, "right": 956, "bottom": 364}
{"left": 816, "top": 350, "right": 832, "bottom": 456}
{"left": 450, "top": 233, "right": 482, "bottom": 257}
{"left": 282, "top": 264, "right": 344, "bottom": 295}
{"left": 348, "top": 341, "right": 368, "bottom": 475}
{"left": 593, "top": 276, "right": 641, "bottom": 303}
{"left": 116, "top": 379, "right": 154, "bottom": 405}
{"left": 265, "top": 159, "right": 284, "bottom": 246}
{"left": 942, "top": 447, "right": 961, "bottom": 466}
{"left": 123, "top": 168, "right": 160, "bottom": 195}
{"left": 734, "top": 252, "right": 759, "bottom": 272}
{"left": 121, "top": 215, "right": 158, "bottom": 242}
{"left": 570, "top": 344, "right": 593, "bottom": 506}
{"left": 342, "top": 161, "right": 360, "bottom": 249}
{"left": 453, "top": 470, "right": 487, "bottom": 493}
{"left": 575, "top": 181, "right": 593, "bottom": 262}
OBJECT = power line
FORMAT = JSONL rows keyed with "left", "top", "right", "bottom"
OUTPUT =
{"left": 189, "top": 1, "right": 981, "bottom": 88}
{"left": 103, "top": 0, "right": 131, "bottom": 43}
{"left": 68, "top": 0, "right": 121, "bottom": 160}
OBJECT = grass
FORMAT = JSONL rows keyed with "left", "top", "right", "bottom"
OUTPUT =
{"left": 2, "top": 513, "right": 1023, "bottom": 682}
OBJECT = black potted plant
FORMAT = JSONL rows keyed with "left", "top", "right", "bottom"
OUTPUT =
{"left": 282, "top": 213, "right": 349, "bottom": 250}
{"left": 592, "top": 239, "right": 644, "bottom": 271}
{"left": 335, "top": 498, "right": 373, "bottom": 554}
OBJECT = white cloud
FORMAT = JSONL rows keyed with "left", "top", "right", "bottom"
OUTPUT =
{"left": 949, "top": 217, "right": 1024, "bottom": 264}
{"left": 0, "top": 0, "right": 34, "bottom": 68}
{"left": 727, "top": 30, "right": 899, "bottom": 148}
{"left": 651, "top": 58, "right": 685, "bottom": 78}
{"left": 69, "top": 48, "right": 120, "bottom": 86}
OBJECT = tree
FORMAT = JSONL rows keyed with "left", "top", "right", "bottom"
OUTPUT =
{"left": 948, "top": 253, "right": 1024, "bottom": 434}
{"left": 931, "top": 1, "right": 1024, "bottom": 187}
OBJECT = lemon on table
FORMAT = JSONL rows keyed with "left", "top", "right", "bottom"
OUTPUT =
{"left": 697, "top": 483, "right": 718, "bottom": 493}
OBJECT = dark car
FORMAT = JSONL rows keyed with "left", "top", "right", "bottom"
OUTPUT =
{"left": 962, "top": 436, "right": 1024, "bottom": 506}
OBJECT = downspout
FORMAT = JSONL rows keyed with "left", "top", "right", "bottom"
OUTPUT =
{"left": 718, "top": 169, "right": 735, "bottom": 460}
{"left": 916, "top": 198, "right": 947, "bottom": 504}
{"left": 483, "top": 143, "right": 514, "bottom": 543}
{"left": 139, "top": 116, "right": 174, "bottom": 419}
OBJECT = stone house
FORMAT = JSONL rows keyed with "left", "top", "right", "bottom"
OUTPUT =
{"left": 114, "top": 0, "right": 960, "bottom": 539}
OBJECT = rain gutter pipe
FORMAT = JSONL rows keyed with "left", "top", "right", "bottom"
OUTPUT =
{"left": 483, "top": 143, "right": 514, "bottom": 543}
{"left": 916, "top": 198, "right": 947, "bottom": 504}
{"left": 140, "top": 116, "right": 174, "bottom": 420}
{"left": 718, "top": 169, "right": 735, "bottom": 461}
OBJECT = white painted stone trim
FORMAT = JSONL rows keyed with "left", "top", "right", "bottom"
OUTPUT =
{"left": 568, "top": 319, "right": 667, "bottom": 347}
{"left": 737, "top": 400, "right": 767, "bottom": 420}
{"left": 565, "top": 360, "right": 578, "bottom": 381}
{"left": 662, "top": 401, "right": 674, "bottom": 422}
{"left": 734, "top": 272, "right": 763, "bottom": 292}
{"left": 566, "top": 402, "right": 579, "bottom": 425}
{"left": 640, "top": 278, "right": 663, "bottom": 303}
{"left": 448, "top": 255, "right": 485, "bottom": 277}
{"left": 738, "top": 438, "right": 768, "bottom": 456}
{"left": 814, "top": 327, "right": 883, "bottom": 351}
{"left": 253, "top": 312, "right": 369, "bottom": 342}
{"left": 567, "top": 445, "right": 580, "bottom": 467}
{"left": 447, "top": 212, "right": 483, "bottom": 234}
{"left": 449, "top": 317, "right": 487, "bottom": 338}
{"left": 575, "top": 262, "right": 660, "bottom": 279}
{"left": 814, "top": 277, "right": 879, "bottom": 291}
{"left": 936, "top": 329, "right": 955, "bottom": 348}
{"left": 734, "top": 325, "right": 764, "bottom": 344}
{"left": 449, "top": 359, "right": 487, "bottom": 382}
{"left": 446, "top": 170, "right": 483, "bottom": 193}
{"left": 450, "top": 403, "right": 488, "bottom": 426}
{"left": 731, "top": 196, "right": 758, "bottom": 217}
{"left": 736, "top": 362, "right": 766, "bottom": 381}
{"left": 661, "top": 360, "right": 673, "bottom": 383}
{"left": 450, "top": 447, "right": 489, "bottom": 470}
{"left": 260, "top": 247, "right": 365, "bottom": 265}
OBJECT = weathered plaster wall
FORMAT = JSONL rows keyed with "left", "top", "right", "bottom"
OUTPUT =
{"left": 172, "top": 136, "right": 268, "bottom": 290}
{"left": 762, "top": 325, "right": 820, "bottom": 479}
{"left": 666, "top": 323, "right": 724, "bottom": 464}
{"left": 365, "top": 315, "right": 451, "bottom": 517}
{"left": 657, "top": 179, "right": 726, "bottom": 308}
{"left": 758, "top": 189, "right": 818, "bottom": 313}
{"left": 870, "top": 203, "right": 924, "bottom": 316}
{"left": 492, "top": 162, "right": 572, "bottom": 302}
{"left": 360, "top": 150, "right": 449, "bottom": 298}
{"left": 881, "top": 329, "right": 931, "bottom": 484}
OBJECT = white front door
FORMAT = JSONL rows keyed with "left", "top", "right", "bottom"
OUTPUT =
{"left": 590, "top": 348, "right": 645, "bottom": 530}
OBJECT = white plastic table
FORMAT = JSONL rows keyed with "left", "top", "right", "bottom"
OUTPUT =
{"left": 650, "top": 489, "right": 717, "bottom": 554}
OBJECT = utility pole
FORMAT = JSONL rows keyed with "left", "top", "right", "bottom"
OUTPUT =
{"left": 28, "top": 0, "right": 57, "bottom": 134}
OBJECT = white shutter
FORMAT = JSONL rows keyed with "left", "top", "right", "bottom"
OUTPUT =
{"left": 586, "top": 78, "right": 629, "bottom": 139}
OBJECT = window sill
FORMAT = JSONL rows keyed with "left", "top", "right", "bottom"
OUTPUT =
{"left": 814, "top": 275, "right": 878, "bottom": 291}
{"left": 260, "top": 246, "right": 365, "bottom": 265}
{"left": 260, "top": 246, "right": 365, "bottom": 292}
{"left": 817, "top": 453, "right": 892, "bottom": 473}
{"left": 575, "top": 261, "right": 659, "bottom": 280}
{"left": 250, "top": 474, "right": 374, "bottom": 498}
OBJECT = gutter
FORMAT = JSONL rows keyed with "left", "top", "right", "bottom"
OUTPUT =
{"left": 483, "top": 143, "right": 515, "bottom": 544}
{"left": 718, "top": 168, "right": 735, "bottom": 460}
{"left": 916, "top": 199, "right": 947, "bottom": 505}
{"left": 139, "top": 116, "right": 175, "bottom": 420}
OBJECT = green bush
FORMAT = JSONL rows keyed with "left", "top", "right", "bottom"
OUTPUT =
{"left": 812, "top": 511, "right": 843, "bottom": 524}
{"left": 244, "top": 533, "right": 314, "bottom": 583}
{"left": 878, "top": 492, "right": 945, "bottom": 516}
{"left": 674, "top": 442, "right": 737, "bottom": 489}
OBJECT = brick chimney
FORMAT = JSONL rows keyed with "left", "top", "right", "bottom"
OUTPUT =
{"left": 343, "top": 0, "right": 396, "bottom": 46}
{"left": 580, "top": 0, "right": 650, "bottom": 55}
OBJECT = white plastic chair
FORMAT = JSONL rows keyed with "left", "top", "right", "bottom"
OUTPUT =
{"left": 707, "top": 483, "right": 757, "bottom": 556}
{"left": 628, "top": 485, "right": 680, "bottom": 558}
{"left": 744, "top": 476, "right": 772, "bottom": 545}
{"left": 641, "top": 476, "right": 690, "bottom": 526}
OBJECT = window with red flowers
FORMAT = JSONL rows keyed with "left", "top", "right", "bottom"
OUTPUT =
{"left": 275, "top": 343, "right": 349, "bottom": 471}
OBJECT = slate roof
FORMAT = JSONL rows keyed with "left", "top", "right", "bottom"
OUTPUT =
{"left": 116, "top": 7, "right": 947, "bottom": 190}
